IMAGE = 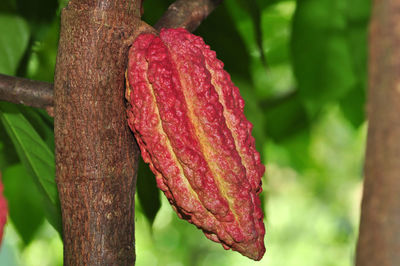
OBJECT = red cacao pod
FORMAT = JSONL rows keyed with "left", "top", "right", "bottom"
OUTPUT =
{"left": 126, "top": 28, "right": 265, "bottom": 260}
{"left": 0, "top": 174, "right": 7, "bottom": 245}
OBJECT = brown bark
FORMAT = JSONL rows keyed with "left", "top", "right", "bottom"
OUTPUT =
{"left": 155, "top": 0, "right": 222, "bottom": 32}
{"left": 356, "top": 1, "right": 400, "bottom": 266}
{"left": 53, "top": 0, "right": 152, "bottom": 264}
{"left": 0, "top": 74, "right": 53, "bottom": 109}
{"left": 0, "top": 0, "right": 223, "bottom": 110}
{"left": 1, "top": 0, "right": 223, "bottom": 264}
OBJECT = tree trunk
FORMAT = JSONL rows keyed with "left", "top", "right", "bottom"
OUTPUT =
{"left": 356, "top": 1, "right": 400, "bottom": 265}
{"left": 53, "top": 0, "right": 150, "bottom": 264}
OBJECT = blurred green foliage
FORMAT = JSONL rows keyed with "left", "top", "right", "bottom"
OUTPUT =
{"left": 0, "top": 0, "right": 370, "bottom": 265}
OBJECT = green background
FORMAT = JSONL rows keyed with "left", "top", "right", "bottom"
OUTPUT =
{"left": 0, "top": 0, "right": 370, "bottom": 265}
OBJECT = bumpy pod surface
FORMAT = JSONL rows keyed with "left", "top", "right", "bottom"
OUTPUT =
{"left": 0, "top": 176, "right": 7, "bottom": 245}
{"left": 126, "top": 28, "right": 265, "bottom": 260}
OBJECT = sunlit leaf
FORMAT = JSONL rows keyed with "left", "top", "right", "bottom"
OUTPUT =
{"left": 228, "top": 0, "right": 266, "bottom": 65}
{"left": 291, "top": 0, "right": 356, "bottom": 116}
{"left": 0, "top": 14, "right": 29, "bottom": 75}
{"left": 18, "top": 106, "right": 54, "bottom": 152}
{"left": 25, "top": 20, "right": 60, "bottom": 82}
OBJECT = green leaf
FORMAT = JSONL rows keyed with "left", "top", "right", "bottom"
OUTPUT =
{"left": 291, "top": 0, "right": 356, "bottom": 116}
{"left": 0, "top": 13, "right": 30, "bottom": 75}
{"left": 261, "top": 2, "right": 295, "bottom": 66}
{"left": 0, "top": 122, "right": 19, "bottom": 170}
{"left": 18, "top": 106, "right": 55, "bottom": 152}
{"left": 2, "top": 164, "right": 45, "bottom": 244}
{"left": 227, "top": 0, "right": 266, "bottom": 65}
{"left": 263, "top": 91, "right": 310, "bottom": 142}
{"left": 339, "top": 84, "right": 365, "bottom": 128}
{"left": 238, "top": 79, "right": 267, "bottom": 158}
{"left": 137, "top": 158, "right": 161, "bottom": 226}
{"left": 141, "top": 0, "right": 173, "bottom": 26}
{"left": 195, "top": 4, "right": 251, "bottom": 80}
{"left": 0, "top": 102, "right": 61, "bottom": 234}
{"left": 338, "top": 0, "right": 370, "bottom": 127}
{"left": 25, "top": 20, "right": 60, "bottom": 82}
{"left": 0, "top": 0, "right": 17, "bottom": 12}
{"left": 15, "top": 0, "right": 58, "bottom": 25}
{"left": 266, "top": 129, "right": 311, "bottom": 171}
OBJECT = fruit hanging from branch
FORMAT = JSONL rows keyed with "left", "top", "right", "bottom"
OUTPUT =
{"left": 126, "top": 28, "right": 265, "bottom": 261}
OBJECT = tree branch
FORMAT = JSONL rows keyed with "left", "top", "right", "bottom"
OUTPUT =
{"left": 0, "top": 74, "right": 53, "bottom": 108}
{"left": 355, "top": 1, "right": 400, "bottom": 265}
{"left": 154, "top": 0, "right": 222, "bottom": 32}
{"left": 54, "top": 0, "right": 144, "bottom": 263}
{"left": 0, "top": 0, "right": 222, "bottom": 110}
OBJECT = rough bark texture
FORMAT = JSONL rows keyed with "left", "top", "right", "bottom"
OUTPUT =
{"left": 356, "top": 1, "right": 400, "bottom": 265}
{"left": 0, "top": 0, "right": 223, "bottom": 110}
{"left": 53, "top": 0, "right": 152, "bottom": 264}
{"left": 0, "top": 0, "right": 223, "bottom": 263}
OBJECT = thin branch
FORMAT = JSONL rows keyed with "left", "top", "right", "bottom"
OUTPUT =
{"left": 155, "top": 0, "right": 222, "bottom": 32}
{"left": 0, "top": 0, "right": 222, "bottom": 110}
{"left": 0, "top": 74, "right": 53, "bottom": 108}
